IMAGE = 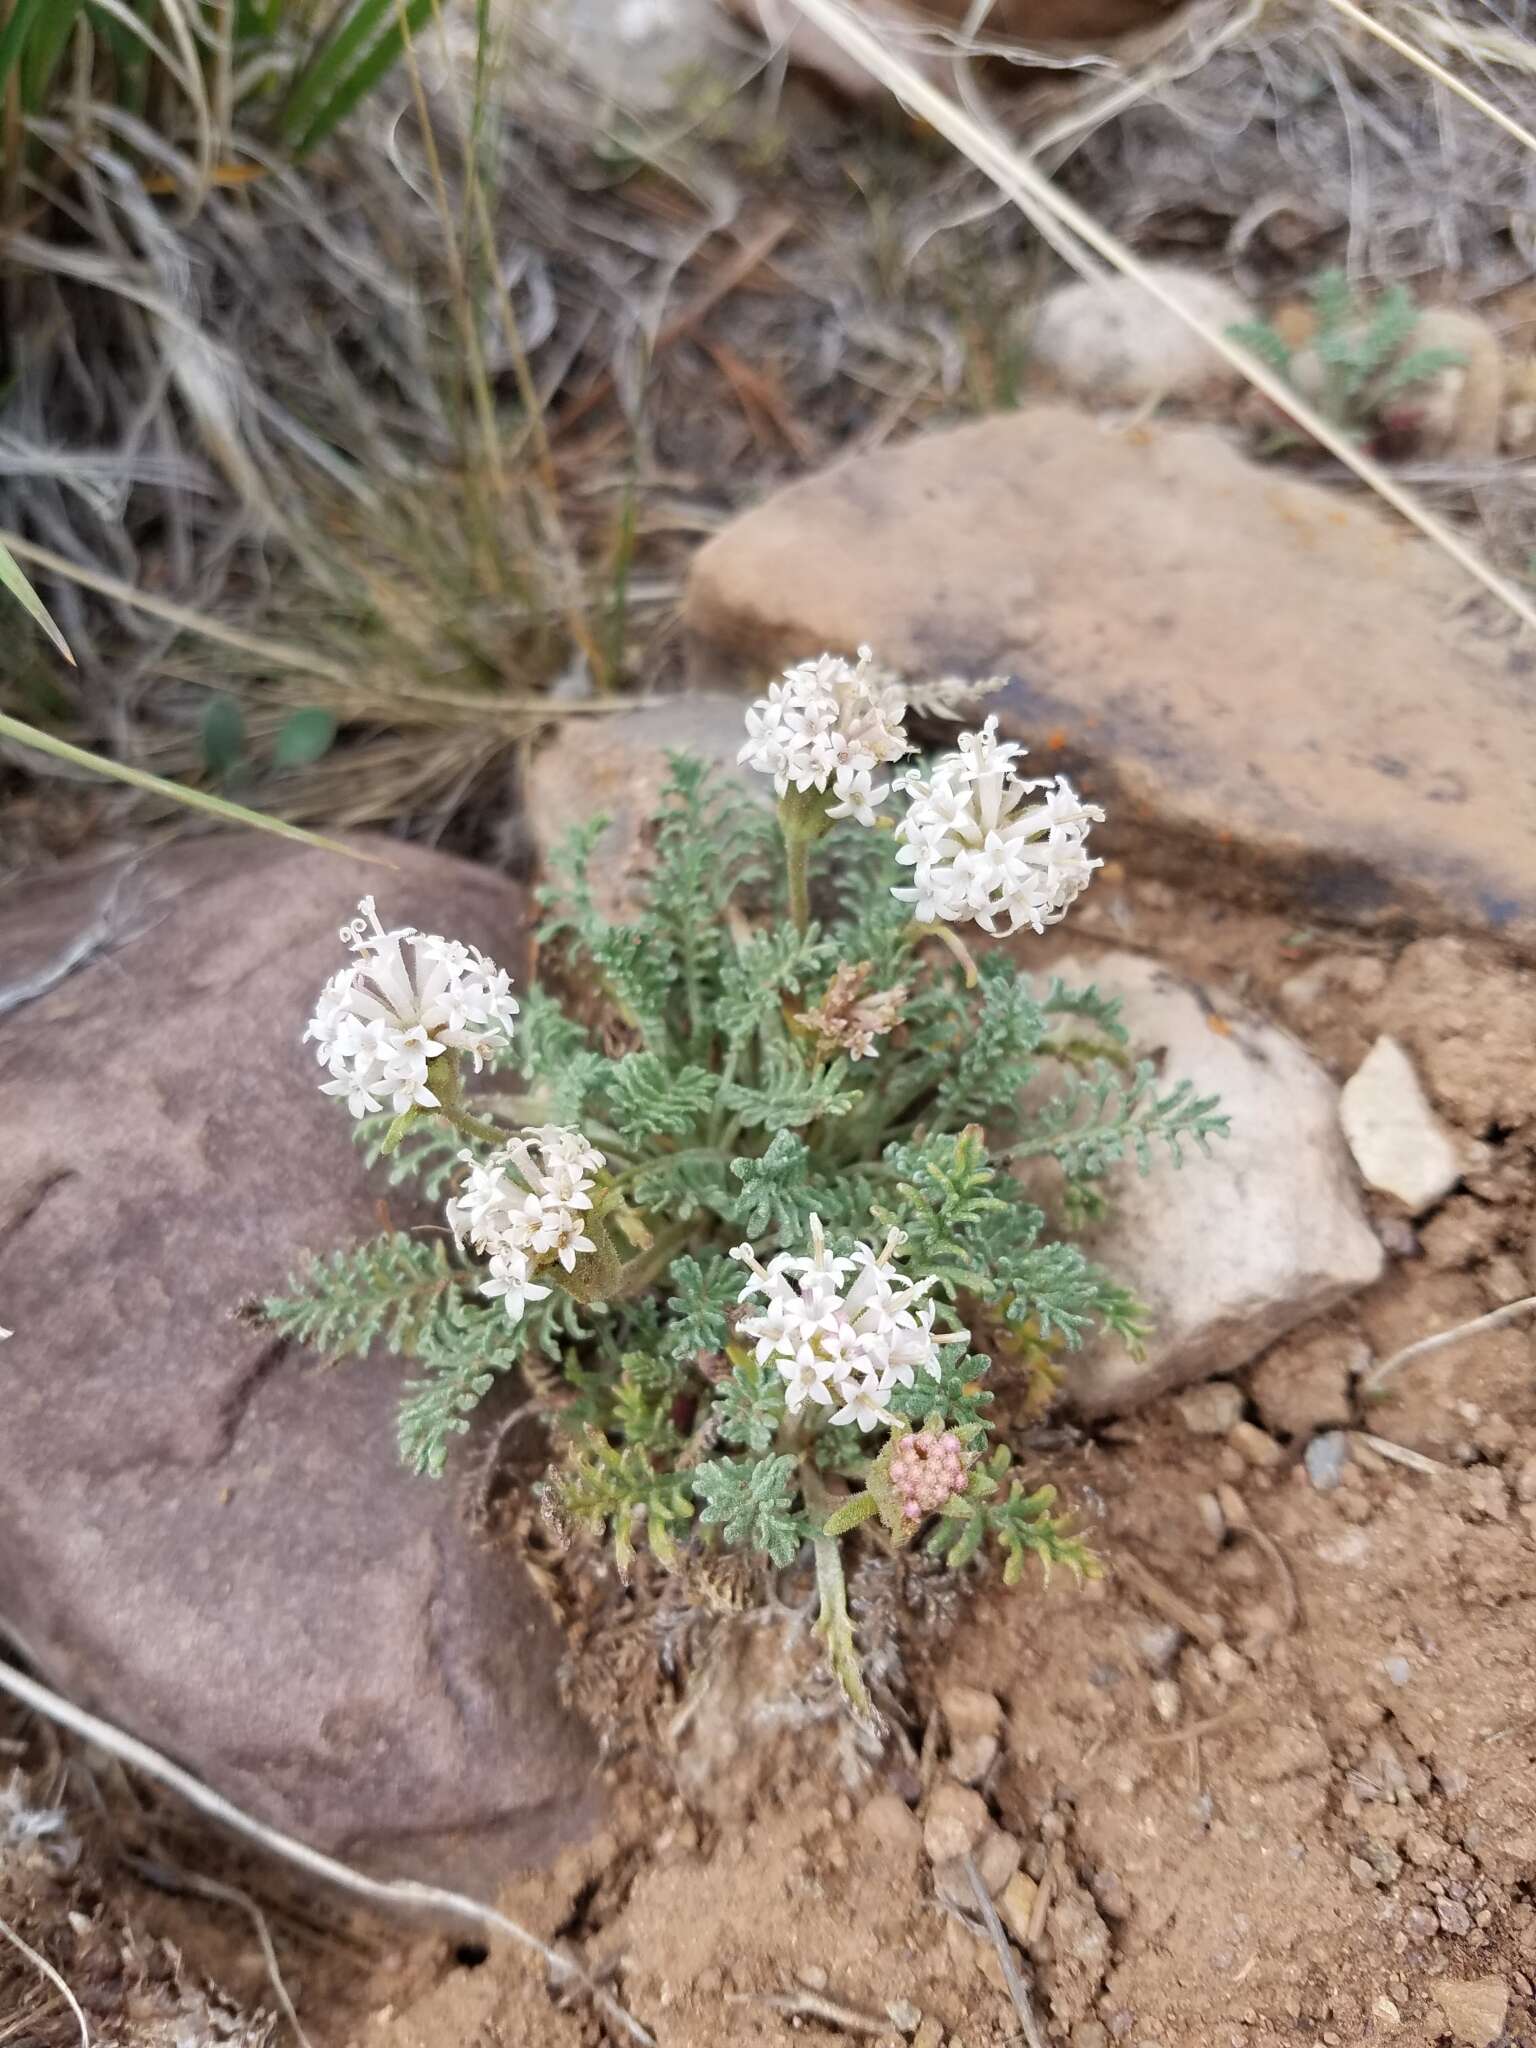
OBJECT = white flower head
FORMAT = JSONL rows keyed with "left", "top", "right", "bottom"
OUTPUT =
{"left": 892, "top": 717, "right": 1104, "bottom": 937}
{"left": 739, "top": 646, "right": 911, "bottom": 825}
{"left": 447, "top": 1125, "right": 606, "bottom": 1325}
{"left": 730, "top": 1215, "right": 966, "bottom": 1433}
{"left": 305, "top": 897, "right": 520, "bottom": 1118}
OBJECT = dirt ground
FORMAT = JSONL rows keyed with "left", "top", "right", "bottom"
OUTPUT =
{"left": 10, "top": 862, "right": 1532, "bottom": 2048}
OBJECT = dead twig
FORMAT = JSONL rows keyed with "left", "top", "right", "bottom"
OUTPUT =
{"left": 1361, "top": 1296, "right": 1536, "bottom": 1395}
{"left": 0, "top": 1907, "right": 90, "bottom": 2048}
{"left": 1115, "top": 1552, "right": 1224, "bottom": 1650}
{"left": 964, "top": 1853, "right": 1047, "bottom": 2048}
{"left": 0, "top": 1659, "right": 654, "bottom": 2048}
{"left": 1139, "top": 1701, "right": 1257, "bottom": 1748}
{"left": 1353, "top": 1431, "right": 1447, "bottom": 1477}
{"left": 726, "top": 1987, "right": 887, "bottom": 2034}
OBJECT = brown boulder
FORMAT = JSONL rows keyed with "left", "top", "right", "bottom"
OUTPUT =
{"left": 0, "top": 837, "right": 596, "bottom": 1882}
{"left": 684, "top": 406, "right": 1536, "bottom": 954}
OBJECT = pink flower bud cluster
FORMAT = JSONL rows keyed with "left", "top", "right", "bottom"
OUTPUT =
{"left": 888, "top": 1431, "right": 968, "bottom": 1521}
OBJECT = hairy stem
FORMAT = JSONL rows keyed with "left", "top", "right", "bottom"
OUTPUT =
{"left": 785, "top": 829, "right": 812, "bottom": 935}
{"left": 800, "top": 1461, "right": 876, "bottom": 1726}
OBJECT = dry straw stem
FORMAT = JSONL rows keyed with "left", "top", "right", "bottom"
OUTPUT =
{"left": 788, "top": 0, "right": 1536, "bottom": 638}
{"left": 1317, "top": 0, "right": 1536, "bottom": 155}
{"left": 0, "top": 1658, "right": 655, "bottom": 2048}
{"left": 0, "top": 1906, "right": 91, "bottom": 2048}
{"left": 1362, "top": 1293, "right": 1536, "bottom": 1394}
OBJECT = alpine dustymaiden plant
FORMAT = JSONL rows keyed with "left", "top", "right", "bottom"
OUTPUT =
{"left": 269, "top": 649, "right": 1227, "bottom": 1719}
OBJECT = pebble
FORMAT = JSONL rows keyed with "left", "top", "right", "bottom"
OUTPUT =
{"left": 1405, "top": 1905, "right": 1439, "bottom": 1939}
{"left": 1340, "top": 1034, "right": 1463, "bottom": 1216}
{"left": 1383, "top": 1656, "right": 1413, "bottom": 1687}
{"left": 887, "top": 1999, "right": 922, "bottom": 2036}
{"left": 1405, "top": 1826, "right": 1444, "bottom": 1868}
{"left": 797, "top": 1965, "right": 830, "bottom": 1991}
{"left": 1372, "top": 1997, "right": 1402, "bottom": 2028}
{"left": 1438, "top": 1897, "right": 1475, "bottom": 1936}
{"left": 914, "top": 2022, "right": 944, "bottom": 2048}
{"left": 1135, "top": 1623, "right": 1184, "bottom": 1675}
{"left": 1228, "top": 1421, "right": 1284, "bottom": 1470}
{"left": 1150, "top": 1679, "right": 1182, "bottom": 1726}
{"left": 1305, "top": 1431, "right": 1352, "bottom": 1491}
{"left": 1195, "top": 1491, "right": 1226, "bottom": 1545}
{"left": 939, "top": 1683, "right": 1004, "bottom": 1786}
{"left": 999, "top": 1870, "right": 1040, "bottom": 1946}
{"left": 1514, "top": 1455, "right": 1536, "bottom": 1505}
{"left": 1209, "top": 1641, "right": 1250, "bottom": 1687}
{"left": 1176, "top": 1381, "right": 1246, "bottom": 1435}
{"left": 923, "top": 1782, "right": 990, "bottom": 1863}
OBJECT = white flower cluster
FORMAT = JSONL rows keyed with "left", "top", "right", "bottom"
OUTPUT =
{"left": 894, "top": 716, "right": 1104, "bottom": 937}
{"left": 730, "top": 1216, "right": 966, "bottom": 1432}
{"left": 447, "top": 1126, "right": 605, "bottom": 1322}
{"left": 738, "top": 646, "right": 911, "bottom": 827}
{"left": 305, "top": 897, "right": 519, "bottom": 1118}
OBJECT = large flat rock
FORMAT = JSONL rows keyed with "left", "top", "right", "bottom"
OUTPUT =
{"left": 0, "top": 838, "right": 596, "bottom": 1881}
{"left": 684, "top": 406, "right": 1536, "bottom": 952}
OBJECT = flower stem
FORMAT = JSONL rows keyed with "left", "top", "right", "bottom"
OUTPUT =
{"left": 785, "top": 828, "right": 812, "bottom": 935}
{"left": 800, "top": 1461, "right": 876, "bottom": 1727}
{"left": 907, "top": 919, "right": 979, "bottom": 988}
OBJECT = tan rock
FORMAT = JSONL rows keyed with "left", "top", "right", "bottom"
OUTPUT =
{"left": 1029, "top": 267, "right": 1254, "bottom": 406}
{"left": 923, "top": 1781, "right": 991, "bottom": 1863}
{"left": 940, "top": 1683, "right": 1004, "bottom": 1785}
{"left": 524, "top": 694, "right": 763, "bottom": 922}
{"left": 1175, "top": 1381, "right": 1244, "bottom": 1434}
{"left": 999, "top": 1870, "right": 1040, "bottom": 1945}
{"left": 1045, "top": 954, "right": 1384, "bottom": 1415}
{"left": 1340, "top": 1035, "right": 1463, "bottom": 1215}
{"left": 1433, "top": 1977, "right": 1509, "bottom": 2047}
{"left": 684, "top": 407, "right": 1536, "bottom": 952}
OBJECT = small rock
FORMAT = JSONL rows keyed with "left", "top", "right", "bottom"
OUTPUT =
{"left": 1372, "top": 1996, "right": 1401, "bottom": 2028}
{"left": 1208, "top": 1642, "right": 1249, "bottom": 1687}
{"left": 1438, "top": 1897, "right": 1475, "bottom": 1937}
{"left": 797, "top": 1965, "right": 830, "bottom": 1992}
{"left": 1434, "top": 1977, "right": 1509, "bottom": 2046}
{"left": 939, "top": 1684, "right": 1004, "bottom": 1786}
{"left": 1383, "top": 1656, "right": 1413, "bottom": 1687}
{"left": 923, "top": 1782, "right": 990, "bottom": 1864}
{"left": 1228, "top": 1421, "right": 1283, "bottom": 1470}
{"left": 1340, "top": 1036, "right": 1462, "bottom": 1216}
{"left": 1405, "top": 1827, "right": 1444, "bottom": 1868}
{"left": 1150, "top": 1680, "right": 1182, "bottom": 1726}
{"left": 1135, "top": 1623, "right": 1184, "bottom": 1675}
{"left": 1175, "top": 1382, "right": 1245, "bottom": 1435}
{"left": 1513, "top": 1455, "right": 1536, "bottom": 1505}
{"left": 1405, "top": 1905, "right": 1439, "bottom": 1939}
{"left": 887, "top": 2001, "right": 923, "bottom": 2037}
{"left": 914, "top": 2022, "right": 944, "bottom": 2048}
{"left": 1195, "top": 1491, "right": 1227, "bottom": 1544}
{"left": 1045, "top": 957, "right": 1384, "bottom": 1415}
{"left": 1029, "top": 266, "right": 1254, "bottom": 407}
{"left": 999, "top": 1871, "right": 1040, "bottom": 1946}
{"left": 976, "top": 1827, "right": 1023, "bottom": 1898}
{"left": 1250, "top": 1331, "right": 1359, "bottom": 1439}
{"left": 1305, "top": 1430, "right": 1352, "bottom": 1492}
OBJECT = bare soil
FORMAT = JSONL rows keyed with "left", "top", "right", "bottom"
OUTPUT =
{"left": 11, "top": 867, "right": 1532, "bottom": 2048}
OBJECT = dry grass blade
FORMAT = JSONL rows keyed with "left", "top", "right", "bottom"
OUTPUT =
{"left": 1318, "top": 0, "right": 1536, "bottom": 156}
{"left": 0, "top": 1907, "right": 90, "bottom": 2048}
{"left": 124, "top": 1854, "right": 313, "bottom": 2048}
{"left": 789, "top": 0, "right": 1536, "bottom": 635}
{"left": 1362, "top": 1294, "right": 1536, "bottom": 1393}
{"left": 0, "top": 711, "right": 389, "bottom": 862}
{"left": 0, "top": 1659, "right": 655, "bottom": 2048}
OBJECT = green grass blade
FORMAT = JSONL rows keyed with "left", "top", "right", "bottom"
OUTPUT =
{"left": 0, "top": 711, "right": 389, "bottom": 863}
{"left": 280, "top": 0, "right": 431, "bottom": 151}
{"left": 0, "top": 0, "right": 53, "bottom": 99}
{"left": 0, "top": 535, "right": 74, "bottom": 664}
